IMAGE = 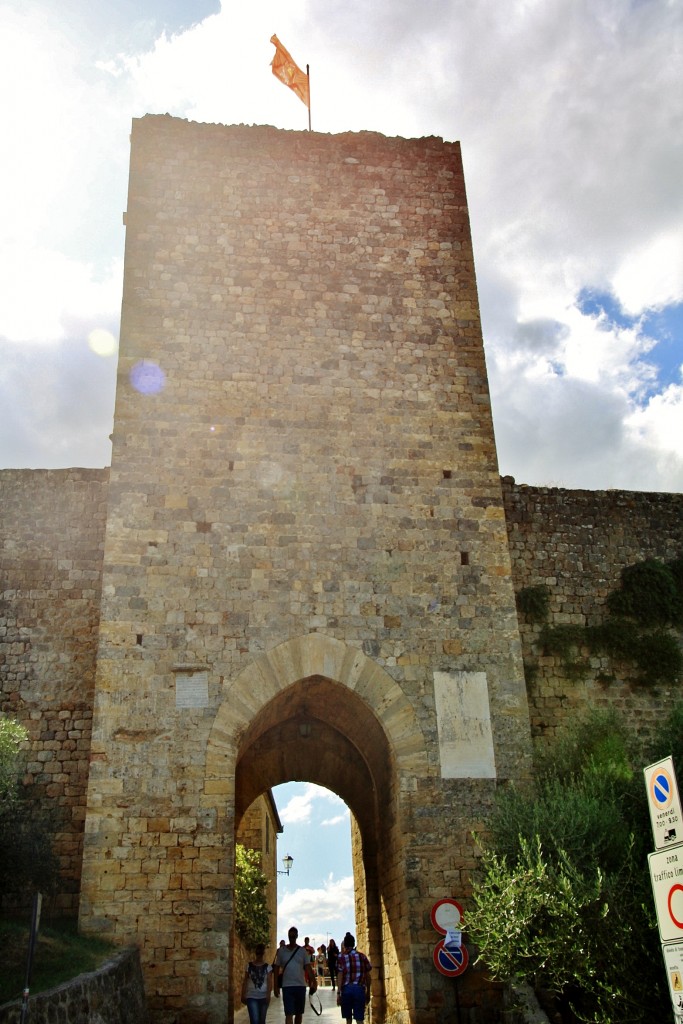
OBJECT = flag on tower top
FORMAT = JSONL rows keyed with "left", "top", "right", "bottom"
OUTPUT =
{"left": 270, "top": 34, "right": 310, "bottom": 109}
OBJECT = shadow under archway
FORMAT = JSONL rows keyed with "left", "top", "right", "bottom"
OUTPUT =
{"left": 235, "top": 675, "right": 397, "bottom": 1024}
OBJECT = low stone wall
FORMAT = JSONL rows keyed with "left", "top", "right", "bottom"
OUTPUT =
{"left": 504, "top": 982, "right": 551, "bottom": 1024}
{"left": 0, "top": 947, "right": 148, "bottom": 1024}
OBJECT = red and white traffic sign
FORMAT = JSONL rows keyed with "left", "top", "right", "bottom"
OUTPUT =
{"left": 433, "top": 938, "right": 469, "bottom": 977}
{"left": 430, "top": 898, "right": 464, "bottom": 935}
{"left": 649, "top": 848, "right": 683, "bottom": 942}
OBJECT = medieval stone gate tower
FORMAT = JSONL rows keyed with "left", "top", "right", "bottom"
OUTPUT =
{"left": 78, "top": 115, "right": 533, "bottom": 1024}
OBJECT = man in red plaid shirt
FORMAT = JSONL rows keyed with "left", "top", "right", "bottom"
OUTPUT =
{"left": 335, "top": 932, "right": 372, "bottom": 1023}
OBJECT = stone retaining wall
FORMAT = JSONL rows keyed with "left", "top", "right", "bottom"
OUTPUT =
{"left": 0, "top": 947, "right": 148, "bottom": 1024}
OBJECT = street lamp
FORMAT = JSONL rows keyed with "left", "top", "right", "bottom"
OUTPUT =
{"left": 278, "top": 854, "right": 294, "bottom": 876}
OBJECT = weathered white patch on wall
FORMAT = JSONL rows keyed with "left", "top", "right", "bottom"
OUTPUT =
{"left": 434, "top": 671, "right": 496, "bottom": 778}
{"left": 175, "top": 671, "right": 209, "bottom": 709}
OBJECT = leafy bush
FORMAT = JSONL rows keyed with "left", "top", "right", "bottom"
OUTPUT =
{"left": 234, "top": 844, "right": 270, "bottom": 949}
{"left": 634, "top": 630, "right": 683, "bottom": 686}
{"left": 469, "top": 839, "right": 649, "bottom": 1024}
{"left": 0, "top": 715, "right": 58, "bottom": 904}
{"left": 467, "top": 709, "right": 672, "bottom": 1023}
{"left": 539, "top": 624, "right": 586, "bottom": 660}
{"left": 517, "top": 585, "right": 550, "bottom": 623}
{"left": 607, "top": 558, "right": 681, "bottom": 627}
{"left": 585, "top": 617, "right": 640, "bottom": 661}
{"left": 0, "top": 716, "right": 27, "bottom": 809}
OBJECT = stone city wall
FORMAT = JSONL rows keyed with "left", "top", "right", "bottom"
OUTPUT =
{"left": 0, "top": 468, "right": 108, "bottom": 914}
{"left": 501, "top": 476, "right": 683, "bottom": 743}
{"left": 2, "top": 467, "right": 682, "bottom": 920}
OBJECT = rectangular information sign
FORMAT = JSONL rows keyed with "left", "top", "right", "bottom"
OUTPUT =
{"left": 662, "top": 941, "right": 683, "bottom": 1017}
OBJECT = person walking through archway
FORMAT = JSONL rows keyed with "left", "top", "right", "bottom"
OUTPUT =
{"left": 326, "top": 938, "right": 339, "bottom": 990}
{"left": 335, "top": 932, "right": 371, "bottom": 1024}
{"left": 240, "top": 943, "right": 273, "bottom": 1024}
{"left": 273, "top": 926, "right": 317, "bottom": 1024}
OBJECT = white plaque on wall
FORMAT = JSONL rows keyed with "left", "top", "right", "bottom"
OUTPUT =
{"left": 434, "top": 670, "right": 496, "bottom": 779}
{"left": 175, "top": 671, "right": 209, "bottom": 709}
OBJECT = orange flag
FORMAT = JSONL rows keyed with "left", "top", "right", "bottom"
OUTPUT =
{"left": 270, "top": 34, "right": 309, "bottom": 108}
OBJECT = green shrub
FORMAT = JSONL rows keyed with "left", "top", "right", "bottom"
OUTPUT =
{"left": 468, "top": 839, "right": 650, "bottom": 1024}
{"left": 0, "top": 715, "right": 58, "bottom": 904}
{"left": 517, "top": 585, "right": 550, "bottom": 623}
{"left": 234, "top": 844, "right": 270, "bottom": 949}
{"left": 585, "top": 617, "right": 639, "bottom": 661}
{"left": 539, "top": 624, "right": 586, "bottom": 659}
{"left": 535, "top": 708, "right": 637, "bottom": 785}
{"left": 0, "top": 717, "right": 27, "bottom": 809}
{"left": 667, "top": 556, "right": 683, "bottom": 620}
{"left": 607, "top": 559, "right": 680, "bottom": 627}
{"left": 467, "top": 709, "right": 669, "bottom": 1023}
{"left": 646, "top": 700, "right": 683, "bottom": 768}
{"left": 633, "top": 630, "right": 683, "bottom": 686}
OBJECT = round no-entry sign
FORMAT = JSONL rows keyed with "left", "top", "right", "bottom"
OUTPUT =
{"left": 430, "top": 898, "right": 464, "bottom": 934}
{"left": 433, "top": 939, "right": 469, "bottom": 977}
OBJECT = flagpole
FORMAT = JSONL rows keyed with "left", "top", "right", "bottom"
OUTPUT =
{"left": 307, "top": 64, "right": 311, "bottom": 131}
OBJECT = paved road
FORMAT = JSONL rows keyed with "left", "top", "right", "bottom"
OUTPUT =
{"left": 235, "top": 984, "right": 347, "bottom": 1024}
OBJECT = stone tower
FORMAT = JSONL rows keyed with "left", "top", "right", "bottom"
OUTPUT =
{"left": 79, "top": 115, "right": 533, "bottom": 1024}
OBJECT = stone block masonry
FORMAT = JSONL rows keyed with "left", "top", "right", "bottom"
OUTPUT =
{"left": 80, "top": 116, "right": 532, "bottom": 1024}
{"left": 502, "top": 477, "right": 683, "bottom": 742}
{"left": 0, "top": 468, "right": 108, "bottom": 914}
{"left": 0, "top": 947, "right": 148, "bottom": 1024}
{"left": 1, "top": 115, "right": 681, "bottom": 1024}
{"left": 3, "top": 466, "right": 681, "bottom": 938}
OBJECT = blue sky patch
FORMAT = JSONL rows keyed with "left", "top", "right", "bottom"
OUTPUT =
{"left": 578, "top": 288, "right": 683, "bottom": 391}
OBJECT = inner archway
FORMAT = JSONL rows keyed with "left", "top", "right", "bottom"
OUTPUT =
{"left": 206, "top": 632, "right": 431, "bottom": 1024}
{"left": 234, "top": 674, "right": 395, "bottom": 1022}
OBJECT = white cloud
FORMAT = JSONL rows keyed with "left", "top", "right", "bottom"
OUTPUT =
{"left": 279, "top": 784, "right": 345, "bottom": 826}
{"left": 278, "top": 876, "right": 355, "bottom": 942}
{"left": 279, "top": 791, "right": 316, "bottom": 826}
{"left": 0, "top": 249, "right": 122, "bottom": 344}
{"left": 612, "top": 231, "right": 683, "bottom": 316}
{"left": 321, "top": 813, "right": 349, "bottom": 827}
{"left": 626, "top": 381, "right": 683, "bottom": 462}
{"left": 1, "top": 0, "right": 682, "bottom": 490}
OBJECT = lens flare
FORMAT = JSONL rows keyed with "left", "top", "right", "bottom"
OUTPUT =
{"left": 88, "top": 328, "right": 118, "bottom": 357}
{"left": 130, "top": 360, "right": 166, "bottom": 395}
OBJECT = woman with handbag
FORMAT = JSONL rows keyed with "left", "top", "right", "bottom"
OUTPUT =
{"left": 241, "top": 943, "right": 273, "bottom": 1024}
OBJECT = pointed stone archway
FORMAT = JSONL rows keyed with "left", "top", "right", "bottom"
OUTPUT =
{"left": 205, "top": 633, "right": 430, "bottom": 1023}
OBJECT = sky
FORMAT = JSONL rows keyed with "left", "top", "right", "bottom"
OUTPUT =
{"left": 1, "top": 1, "right": 682, "bottom": 489}
{"left": 272, "top": 782, "right": 354, "bottom": 950}
{"left": 2, "top": 0, "right": 682, "bottom": 951}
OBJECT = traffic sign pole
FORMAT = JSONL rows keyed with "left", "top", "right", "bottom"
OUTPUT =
{"left": 431, "top": 899, "right": 469, "bottom": 1024}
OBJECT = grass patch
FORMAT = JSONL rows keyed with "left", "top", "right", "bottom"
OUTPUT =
{"left": 0, "top": 916, "right": 117, "bottom": 1005}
